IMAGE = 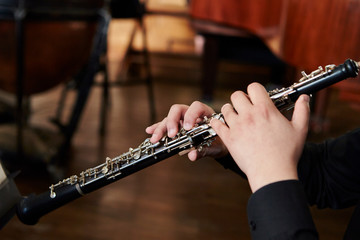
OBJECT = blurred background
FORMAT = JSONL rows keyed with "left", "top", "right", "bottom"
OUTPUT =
{"left": 0, "top": 0, "right": 360, "bottom": 239}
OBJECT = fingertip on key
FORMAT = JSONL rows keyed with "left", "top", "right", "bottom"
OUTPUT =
{"left": 183, "top": 122, "right": 192, "bottom": 130}
{"left": 168, "top": 128, "right": 177, "bottom": 137}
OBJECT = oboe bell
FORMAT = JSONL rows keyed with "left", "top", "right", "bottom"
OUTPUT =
{"left": 17, "top": 184, "right": 83, "bottom": 225}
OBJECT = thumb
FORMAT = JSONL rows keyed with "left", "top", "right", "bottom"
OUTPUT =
{"left": 291, "top": 95, "right": 310, "bottom": 133}
{"left": 187, "top": 149, "right": 201, "bottom": 161}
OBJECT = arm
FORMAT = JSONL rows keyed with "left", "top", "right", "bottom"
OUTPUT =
{"left": 211, "top": 83, "right": 317, "bottom": 239}
{"left": 210, "top": 83, "right": 310, "bottom": 192}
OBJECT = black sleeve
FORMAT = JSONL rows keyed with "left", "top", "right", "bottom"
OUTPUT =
{"left": 298, "top": 128, "right": 360, "bottom": 209}
{"left": 247, "top": 180, "right": 318, "bottom": 240}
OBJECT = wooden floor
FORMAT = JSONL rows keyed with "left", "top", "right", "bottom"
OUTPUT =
{"left": 2, "top": 10, "right": 360, "bottom": 240}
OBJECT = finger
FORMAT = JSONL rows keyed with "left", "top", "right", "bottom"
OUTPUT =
{"left": 221, "top": 103, "right": 237, "bottom": 126}
{"left": 210, "top": 118, "right": 229, "bottom": 145}
{"left": 291, "top": 95, "right": 310, "bottom": 134}
{"left": 247, "top": 82, "right": 273, "bottom": 107}
{"left": 188, "top": 149, "right": 200, "bottom": 161}
{"left": 166, "top": 104, "right": 189, "bottom": 137}
{"left": 149, "top": 118, "right": 168, "bottom": 143}
{"left": 183, "top": 101, "right": 215, "bottom": 130}
{"left": 145, "top": 122, "right": 160, "bottom": 134}
{"left": 230, "top": 90, "right": 252, "bottom": 114}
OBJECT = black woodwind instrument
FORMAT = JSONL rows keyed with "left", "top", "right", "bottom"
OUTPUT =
{"left": 16, "top": 59, "right": 359, "bottom": 225}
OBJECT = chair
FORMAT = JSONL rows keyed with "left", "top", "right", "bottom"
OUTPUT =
{"left": 104, "top": 0, "right": 156, "bottom": 124}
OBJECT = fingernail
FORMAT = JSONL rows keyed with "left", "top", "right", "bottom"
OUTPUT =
{"left": 150, "top": 133, "right": 157, "bottom": 142}
{"left": 221, "top": 103, "right": 231, "bottom": 112}
{"left": 168, "top": 128, "right": 176, "bottom": 136}
{"left": 303, "top": 95, "right": 310, "bottom": 103}
{"left": 209, "top": 118, "right": 218, "bottom": 127}
{"left": 183, "top": 122, "right": 192, "bottom": 130}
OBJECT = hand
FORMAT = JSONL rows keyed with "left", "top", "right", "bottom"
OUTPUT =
{"left": 145, "top": 101, "right": 229, "bottom": 161}
{"left": 211, "top": 83, "right": 310, "bottom": 192}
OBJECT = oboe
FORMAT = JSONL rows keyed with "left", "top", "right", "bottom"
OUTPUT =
{"left": 17, "top": 59, "right": 359, "bottom": 225}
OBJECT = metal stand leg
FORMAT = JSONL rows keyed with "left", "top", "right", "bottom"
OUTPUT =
{"left": 51, "top": 11, "right": 110, "bottom": 164}
{"left": 15, "top": 0, "right": 26, "bottom": 165}
{"left": 139, "top": 16, "right": 156, "bottom": 123}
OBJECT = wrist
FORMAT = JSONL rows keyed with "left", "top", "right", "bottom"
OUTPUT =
{"left": 247, "top": 167, "right": 298, "bottom": 193}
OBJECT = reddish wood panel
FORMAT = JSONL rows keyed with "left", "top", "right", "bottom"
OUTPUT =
{"left": 190, "top": 0, "right": 284, "bottom": 38}
{"left": 282, "top": 0, "right": 360, "bottom": 70}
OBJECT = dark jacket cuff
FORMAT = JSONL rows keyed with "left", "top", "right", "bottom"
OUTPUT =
{"left": 247, "top": 180, "right": 318, "bottom": 239}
